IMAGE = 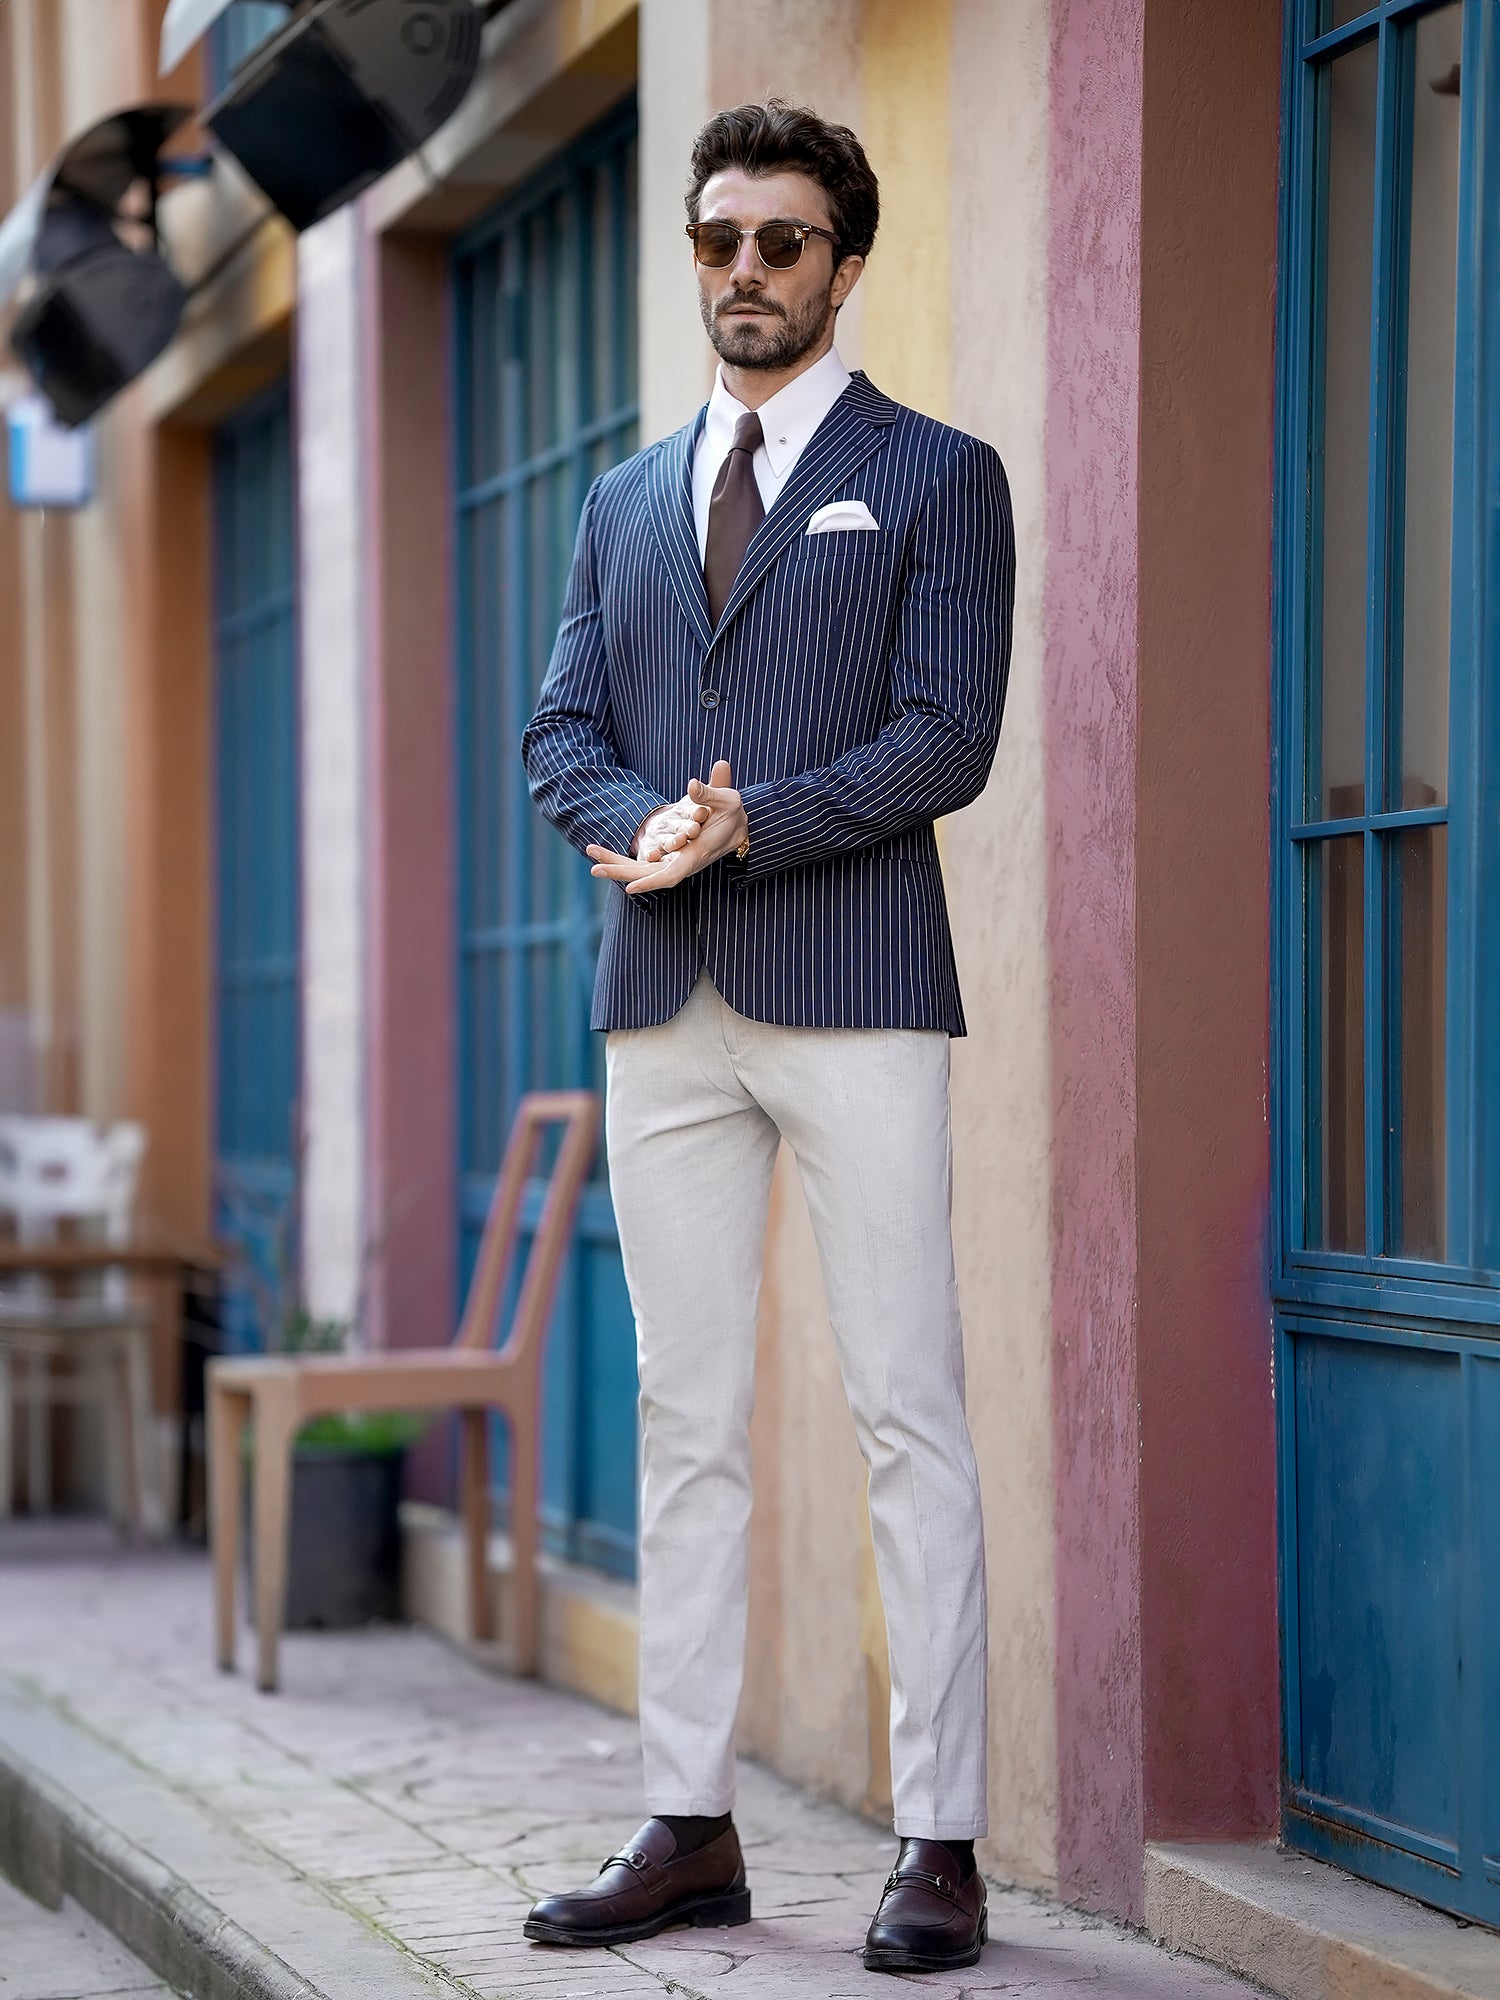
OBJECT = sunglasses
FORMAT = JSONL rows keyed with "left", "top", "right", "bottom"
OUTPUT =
{"left": 686, "top": 220, "right": 841, "bottom": 271}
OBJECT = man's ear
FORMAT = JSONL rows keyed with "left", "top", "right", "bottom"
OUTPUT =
{"left": 830, "top": 253, "right": 865, "bottom": 312}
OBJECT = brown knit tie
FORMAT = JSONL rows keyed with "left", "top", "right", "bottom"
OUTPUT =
{"left": 704, "top": 411, "right": 764, "bottom": 626}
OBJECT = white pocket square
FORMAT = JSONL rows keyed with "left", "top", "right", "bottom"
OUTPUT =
{"left": 805, "top": 499, "right": 881, "bottom": 534}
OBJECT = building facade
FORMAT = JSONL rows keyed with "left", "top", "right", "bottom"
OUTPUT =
{"left": 2, "top": 0, "right": 1495, "bottom": 1938}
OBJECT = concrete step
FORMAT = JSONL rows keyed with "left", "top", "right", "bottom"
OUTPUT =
{"left": 0, "top": 1868, "right": 182, "bottom": 2000}
{"left": 1147, "top": 1841, "right": 1500, "bottom": 2000}
{"left": 0, "top": 1688, "right": 447, "bottom": 2000}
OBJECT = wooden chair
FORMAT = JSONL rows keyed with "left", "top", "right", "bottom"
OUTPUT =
{"left": 208, "top": 1090, "right": 598, "bottom": 1692}
{"left": 0, "top": 1117, "right": 154, "bottom": 1529}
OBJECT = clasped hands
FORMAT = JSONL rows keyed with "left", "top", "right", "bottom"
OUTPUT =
{"left": 587, "top": 760, "right": 748, "bottom": 895}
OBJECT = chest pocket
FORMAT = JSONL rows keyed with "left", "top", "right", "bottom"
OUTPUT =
{"left": 778, "top": 527, "right": 899, "bottom": 608}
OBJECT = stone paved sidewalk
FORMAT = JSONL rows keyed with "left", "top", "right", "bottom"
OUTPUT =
{"left": 0, "top": 1525, "right": 1261, "bottom": 1998}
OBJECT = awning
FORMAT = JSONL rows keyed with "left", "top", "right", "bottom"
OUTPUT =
{"left": 0, "top": 107, "right": 191, "bottom": 316}
{"left": 158, "top": 0, "right": 240, "bottom": 77}
{"left": 162, "top": 0, "right": 504, "bottom": 80}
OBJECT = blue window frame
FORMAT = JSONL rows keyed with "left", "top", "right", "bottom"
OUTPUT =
{"left": 452, "top": 104, "right": 640, "bottom": 1576}
{"left": 1275, "top": 0, "right": 1500, "bottom": 1312}
{"left": 212, "top": 380, "right": 300, "bottom": 1352}
{"left": 1274, "top": 0, "right": 1500, "bottom": 1921}
{"left": 206, "top": 1, "right": 291, "bottom": 95}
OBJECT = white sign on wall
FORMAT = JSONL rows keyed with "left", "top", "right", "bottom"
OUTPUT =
{"left": 7, "top": 394, "right": 94, "bottom": 508}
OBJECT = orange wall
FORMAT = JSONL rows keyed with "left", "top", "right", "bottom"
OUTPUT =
{"left": 125, "top": 420, "right": 214, "bottom": 1237}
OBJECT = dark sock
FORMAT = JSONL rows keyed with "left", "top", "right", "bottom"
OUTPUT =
{"left": 657, "top": 1812, "right": 732, "bottom": 1858}
{"left": 939, "top": 1839, "right": 976, "bottom": 1882}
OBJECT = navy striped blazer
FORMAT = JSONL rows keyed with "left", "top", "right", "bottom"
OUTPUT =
{"left": 521, "top": 371, "right": 1015, "bottom": 1035}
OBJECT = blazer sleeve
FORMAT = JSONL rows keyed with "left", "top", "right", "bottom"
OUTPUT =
{"left": 734, "top": 436, "right": 1015, "bottom": 879}
{"left": 521, "top": 480, "right": 669, "bottom": 857}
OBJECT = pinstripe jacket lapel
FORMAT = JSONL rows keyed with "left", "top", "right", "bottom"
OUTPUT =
{"left": 644, "top": 408, "right": 713, "bottom": 651}
{"left": 708, "top": 371, "right": 899, "bottom": 649}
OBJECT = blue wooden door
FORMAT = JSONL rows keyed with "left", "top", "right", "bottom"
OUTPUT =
{"left": 212, "top": 380, "right": 299, "bottom": 1352}
{"left": 1275, "top": 0, "right": 1500, "bottom": 1922}
{"left": 452, "top": 105, "right": 640, "bottom": 1576}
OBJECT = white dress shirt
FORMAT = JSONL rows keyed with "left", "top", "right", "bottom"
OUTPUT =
{"left": 691, "top": 345, "right": 853, "bottom": 560}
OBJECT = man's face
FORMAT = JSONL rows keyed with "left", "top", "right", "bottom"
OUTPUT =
{"left": 693, "top": 167, "right": 862, "bottom": 372}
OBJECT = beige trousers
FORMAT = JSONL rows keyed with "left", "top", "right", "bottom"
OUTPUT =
{"left": 605, "top": 973, "right": 988, "bottom": 1839}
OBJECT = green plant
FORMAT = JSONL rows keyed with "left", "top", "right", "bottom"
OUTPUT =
{"left": 277, "top": 1306, "right": 347, "bottom": 1354}
{"left": 293, "top": 1410, "right": 429, "bottom": 1455}
{"left": 241, "top": 1408, "right": 430, "bottom": 1461}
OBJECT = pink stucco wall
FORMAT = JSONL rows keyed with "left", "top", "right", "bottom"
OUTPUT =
{"left": 1046, "top": 0, "right": 1282, "bottom": 1919}
{"left": 1045, "top": 0, "right": 1148, "bottom": 1921}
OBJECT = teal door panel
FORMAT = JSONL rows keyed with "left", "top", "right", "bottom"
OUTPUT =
{"left": 452, "top": 104, "right": 640, "bottom": 1576}
{"left": 212, "top": 380, "right": 299, "bottom": 1351}
{"left": 1290, "top": 1333, "right": 1461, "bottom": 1855}
{"left": 1274, "top": 0, "right": 1500, "bottom": 1920}
{"left": 1475, "top": 1358, "right": 1500, "bottom": 1881}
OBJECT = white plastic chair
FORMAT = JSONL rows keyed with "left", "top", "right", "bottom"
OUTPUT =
{"left": 0, "top": 1116, "right": 154, "bottom": 1528}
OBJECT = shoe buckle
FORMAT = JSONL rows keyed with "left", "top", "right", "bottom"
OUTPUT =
{"left": 888, "top": 1865, "right": 954, "bottom": 1898}
{"left": 629, "top": 1849, "right": 648, "bottom": 1870}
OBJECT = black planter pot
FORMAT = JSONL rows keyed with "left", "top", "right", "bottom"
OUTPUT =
{"left": 245, "top": 1446, "right": 406, "bottom": 1628}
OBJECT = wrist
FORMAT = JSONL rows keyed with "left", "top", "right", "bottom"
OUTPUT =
{"left": 726, "top": 804, "right": 750, "bottom": 866}
{"left": 630, "top": 808, "right": 666, "bottom": 858}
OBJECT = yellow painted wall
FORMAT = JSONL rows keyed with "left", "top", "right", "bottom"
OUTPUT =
{"left": 945, "top": 0, "right": 1058, "bottom": 1890}
{"left": 859, "top": 0, "right": 951, "bottom": 416}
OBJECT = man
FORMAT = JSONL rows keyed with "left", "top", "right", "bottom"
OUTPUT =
{"left": 520, "top": 100, "right": 1013, "bottom": 1977}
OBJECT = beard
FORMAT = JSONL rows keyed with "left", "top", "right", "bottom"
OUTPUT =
{"left": 702, "top": 283, "right": 832, "bottom": 371}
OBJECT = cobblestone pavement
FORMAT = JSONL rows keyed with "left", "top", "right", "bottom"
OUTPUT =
{"left": 0, "top": 1873, "right": 178, "bottom": 2000}
{"left": 0, "top": 1526, "right": 1261, "bottom": 1998}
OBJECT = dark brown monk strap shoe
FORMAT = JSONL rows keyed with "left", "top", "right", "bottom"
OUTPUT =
{"left": 863, "top": 1837, "right": 987, "bottom": 1974}
{"left": 523, "top": 1816, "right": 751, "bottom": 1948}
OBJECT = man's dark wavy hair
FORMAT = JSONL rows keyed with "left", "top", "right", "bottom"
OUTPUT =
{"left": 685, "top": 100, "right": 879, "bottom": 263}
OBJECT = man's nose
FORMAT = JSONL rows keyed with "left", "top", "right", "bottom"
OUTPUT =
{"left": 729, "top": 234, "right": 763, "bottom": 284}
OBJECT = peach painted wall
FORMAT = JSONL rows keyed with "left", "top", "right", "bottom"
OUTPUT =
{"left": 58, "top": 0, "right": 158, "bottom": 1123}
{"left": 4, "top": 0, "right": 77, "bottom": 1114}
{"left": 364, "top": 229, "right": 457, "bottom": 1505}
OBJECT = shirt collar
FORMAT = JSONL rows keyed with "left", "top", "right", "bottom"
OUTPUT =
{"left": 705, "top": 346, "right": 852, "bottom": 480}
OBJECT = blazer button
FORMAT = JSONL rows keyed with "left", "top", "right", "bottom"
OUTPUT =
{"left": 700, "top": 688, "right": 720, "bottom": 710}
